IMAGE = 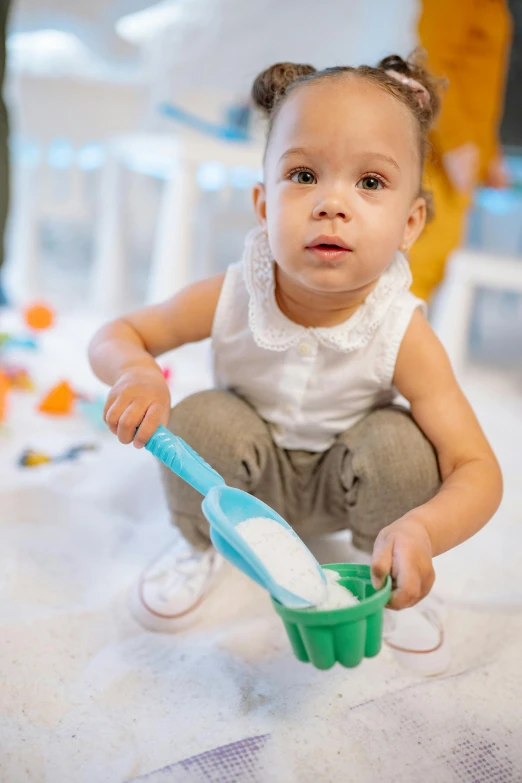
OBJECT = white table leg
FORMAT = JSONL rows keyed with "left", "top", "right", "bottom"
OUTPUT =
{"left": 433, "top": 270, "right": 476, "bottom": 376}
{"left": 146, "top": 158, "right": 199, "bottom": 304}
{"left": 6, "top": 161, "right": 41, "bottom": 304}
{"left": 91, "top": 151, "right": 128, "bottom": 314}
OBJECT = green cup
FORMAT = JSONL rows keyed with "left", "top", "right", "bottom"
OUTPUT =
{"left": 272, "top": 563, "right": 392, "bottom": 670}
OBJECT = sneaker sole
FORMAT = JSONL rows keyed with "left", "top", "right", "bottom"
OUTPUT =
{"left": 128, "top": 561, "right": 225, "bottom": 633}
{"left": 385, "top": 613, "right": 452, "bottom": 676}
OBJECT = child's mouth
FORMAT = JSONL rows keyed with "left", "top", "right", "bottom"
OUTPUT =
{"left": 307, "top": 243, "right": 352, "bottom": 261}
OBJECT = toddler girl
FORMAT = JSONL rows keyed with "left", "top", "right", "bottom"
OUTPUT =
{"left": 89, "top": 52, "right": 502, "bottom": 674}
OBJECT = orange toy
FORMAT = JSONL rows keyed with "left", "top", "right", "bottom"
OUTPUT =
{"left": 3, "top": 364, "right": 34, "bottom": 391}
{"left": 0, "top": 371, "right": 9, "bottom": 422}
{"left": 24, "top": 302, "right": 55, "bottom": 331}
{"left": 38, "top": 380, "right": 76, "bottom": 415}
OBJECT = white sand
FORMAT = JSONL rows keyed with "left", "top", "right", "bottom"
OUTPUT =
{"left": 3, "top": 312, "right": 522, "bottom": 782}
{"left": 314, "top": 569, "right": 359, "bottom": 611}
{"left": 236, "top": 517, "right": 327, "bottom": 604}
{"left": 236, "top": 517, "right": 358, "bottom": 609}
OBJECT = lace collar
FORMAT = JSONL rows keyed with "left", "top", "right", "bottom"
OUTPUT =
{"left": 242, "top": 227, "right": 413, "bottom": 353}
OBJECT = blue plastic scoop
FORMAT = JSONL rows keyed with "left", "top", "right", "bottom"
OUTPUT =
{"left": 145, "top": 425, "right": 326, "bottom": 608}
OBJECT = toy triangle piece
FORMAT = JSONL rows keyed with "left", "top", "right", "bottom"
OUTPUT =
{"left": 38, "top": 381, "right": 76, "bottom": 415}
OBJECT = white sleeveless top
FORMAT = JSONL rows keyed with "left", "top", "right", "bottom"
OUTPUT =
{"left": 212, "top": 227, "right": 424, "bottom": 452}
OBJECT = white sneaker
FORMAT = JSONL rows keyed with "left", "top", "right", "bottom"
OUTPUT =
{"left": 129, "top": 539, "right": 224, "bottom": 633}
{"left": 384, "top": 598, "right": 451, "bottom": 676}
{"left": 348, "top": 545, "right": 451, "bottom": 676}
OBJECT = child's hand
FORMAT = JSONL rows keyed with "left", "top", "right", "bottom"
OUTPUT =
{"left": 104, "top": 367, "right": 171, "bottom": 448}
{"left": 371, "top": 517, "right": 435, "bottom": 610}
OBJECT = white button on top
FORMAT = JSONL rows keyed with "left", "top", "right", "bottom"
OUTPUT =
{"left": 297, "top": 341, "right": 314, "bottom": 357}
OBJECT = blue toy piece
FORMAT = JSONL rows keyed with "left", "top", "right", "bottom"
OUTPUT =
{"left": 77, "top": 396, "right": 108, "bottom": 431}
{"left": 145, "top": 426, "right": 326, "bottom": 608}
{"left": 0, "top": 333, "right": 38, "bottom": 351}
{"left": 159, "top": 102, "right": 251, "bottom": 142}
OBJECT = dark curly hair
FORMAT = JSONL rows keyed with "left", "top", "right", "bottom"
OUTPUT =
{"left": 252, "top": 49, "right": 446, "bottom": 221}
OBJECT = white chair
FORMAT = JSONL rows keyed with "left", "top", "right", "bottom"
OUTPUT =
{"left": 91, "top": 132, "right": 263, "bottom": 312}
{"left": 7, "top": 138, "right": 93, "bottom": 305}
{"left": 6, "top": 151, "right": 42, "bottom": 302}
{"left": 432, "top": 248, "right": 522, "bottom": 375}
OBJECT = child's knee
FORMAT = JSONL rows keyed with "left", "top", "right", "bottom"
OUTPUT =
{"left": 347, "top": 407, "right": 440, "bottom": 500}
{"left": 378, "top": 408, "right": 440, "bottom": 503}
{"left": 339, "top": 408, "right": 441, "bottom": 547}
{"left": 167, "top": 389, "right": 273, "bottom": 487}
{"left": 170, "top": 389, "right": 264, "bottom": 440}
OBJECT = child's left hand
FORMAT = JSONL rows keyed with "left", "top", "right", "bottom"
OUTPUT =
{"left": 370, "top": 516, "right": 435, "bottom": 610}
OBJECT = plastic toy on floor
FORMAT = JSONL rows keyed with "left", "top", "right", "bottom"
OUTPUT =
{"left": 37, "top": 382, "right": 109, "bottom": 431}
{"left": 0, "top": 370, "right": 8, "bottom": 423}
{"left": 161, "top": 366, "right": 173, "bottom": 384}
{"left": 38, "top": 381, "right": 76, "bottom": 415}
{"left": 1, "top": 364, "right": 34, "bottom": 391}
{"left": 0, "top": 364, "right": 35, "bottom": 424}
{"left": 23, "top": 302, "right": 55, "bottom": 331}
{"left": 18, "top": 444, "right": 98, "bottom": 468}
{"left": 0, "top": 333, "right": 38, "bottom": 351}
{"left": 77, "top": 394, "right": 107, "bottom": 430}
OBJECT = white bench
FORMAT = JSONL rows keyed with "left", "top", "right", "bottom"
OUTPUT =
{"left": 432, "top": 248, "right": 522, "bottom": 375}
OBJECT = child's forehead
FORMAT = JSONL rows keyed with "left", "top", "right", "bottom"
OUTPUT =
{"left": 268, "top": 77, "right": 417, "bottom": 164}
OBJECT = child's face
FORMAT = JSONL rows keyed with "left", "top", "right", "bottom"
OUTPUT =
{"left": 253, "top": 78, "right": 426, "bottom": 296}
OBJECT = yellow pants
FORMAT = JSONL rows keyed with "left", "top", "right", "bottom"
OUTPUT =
{"left": 409, "top": 160, "right": 470, "bottom": 302}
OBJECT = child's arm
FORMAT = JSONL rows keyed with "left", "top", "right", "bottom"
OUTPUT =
{"left": 88, "top": 273, "right": 224, "bottom": 448}
{"left": 371, "top": 309, "right": 502, "bottom": 609}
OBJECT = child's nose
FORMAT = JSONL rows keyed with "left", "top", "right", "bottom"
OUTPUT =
{"left": 312, "top": 194, "right": 351, "bottom": 221}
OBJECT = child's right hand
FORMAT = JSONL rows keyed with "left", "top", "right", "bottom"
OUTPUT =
{"left": 104, "top": 367, "right": 171, "bottom": 448}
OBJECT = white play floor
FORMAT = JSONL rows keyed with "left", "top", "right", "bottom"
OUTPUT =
{"left": 1, "top": 309, "right": 521, "bottom": 783}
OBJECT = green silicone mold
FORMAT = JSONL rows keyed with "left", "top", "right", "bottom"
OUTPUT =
{"left": 272, "top": 563, "right": 392, "bottom": 670}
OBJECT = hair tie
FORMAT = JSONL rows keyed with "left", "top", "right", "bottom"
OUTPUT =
{"left": 385, "top": 69, "right": 430, "bottom": 109}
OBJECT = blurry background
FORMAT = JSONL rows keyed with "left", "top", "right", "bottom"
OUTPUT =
{"left": 1, "top": 0, "right": 419, "bottom": 314}
{"left": 2, "top": 4, "right": 522, "bottom": 781}
{"left": 1, "top": 0, "right": 522, "bottom": 370}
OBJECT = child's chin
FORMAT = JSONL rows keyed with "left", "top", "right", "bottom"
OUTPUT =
{"left": 303, "top": 268, "right": 357, "bottom": 292}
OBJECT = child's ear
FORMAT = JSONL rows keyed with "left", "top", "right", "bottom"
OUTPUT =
{"left": 400, "top": 196, "right": 426, "bottom": 252}
{"left": 252, "top": 182, "right": 267, "bottom": 228}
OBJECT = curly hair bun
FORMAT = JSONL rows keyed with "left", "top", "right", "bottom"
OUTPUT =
{"left": 252, "top": 62, "right": 317, "bottom": 115}
{"left": 378, "top": 49, "right": 444, "bottom": 127}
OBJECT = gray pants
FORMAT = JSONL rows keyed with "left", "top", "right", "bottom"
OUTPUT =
{"left": 161, "top": 390, "right": 440, "bottom": 554}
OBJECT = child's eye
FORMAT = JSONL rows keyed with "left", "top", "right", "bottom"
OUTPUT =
{"left": 357, "top": 176, "right": 384, "bottom": 191}
{"left": 290, "top": 169, "right": 316, "bottom": 185}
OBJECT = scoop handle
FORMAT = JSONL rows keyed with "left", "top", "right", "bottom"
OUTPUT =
{"left": 145, "top": 425, "right": 225, "bottom": 496}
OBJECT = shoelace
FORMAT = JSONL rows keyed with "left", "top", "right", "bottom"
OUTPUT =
{"left": 149, "top": 548, "right": 204, "bottom": 576}
{"left": 149, "top": 549, "right": 212, "bottom": 599}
